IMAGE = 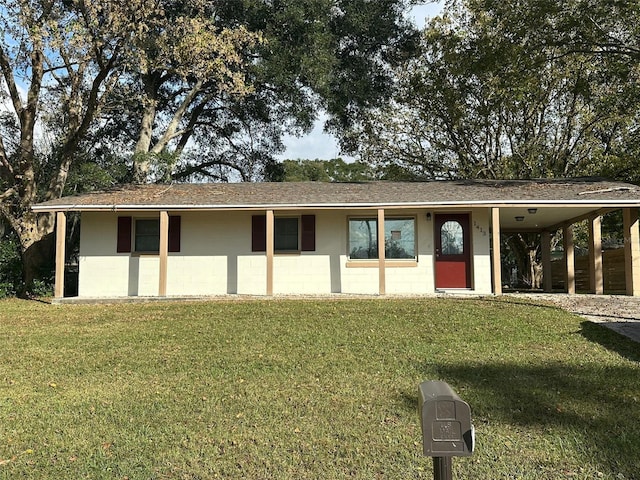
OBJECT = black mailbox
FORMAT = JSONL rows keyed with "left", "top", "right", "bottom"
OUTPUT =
{"left": 418, "top": 380, "right": 474, "bottom": 457}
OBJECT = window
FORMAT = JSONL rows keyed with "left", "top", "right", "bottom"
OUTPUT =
{"left": 349, "top": 218, "right": 378, "bottom": 259}
{"left": 116, "top": 216, "right": 181, "bottom": 253}
{"left": 348, "top": 217, "right": 416, "bottom": 260}
{"left": 440, "top": 220, "right": 464, "bottom": 255}
{"left": 135, "top": 219, "right": 160, "bottom": 252}
{"left": 274, "top": 217, "right": 299, "bottom": 251}
{"left": 385, "top": 218, "right": 416, "bottom": 259}
{"left": 251, "top": 215, "right": 315, "bottom": 252}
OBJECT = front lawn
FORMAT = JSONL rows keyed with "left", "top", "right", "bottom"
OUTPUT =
{"left": 0, "top": 297, "right": 638, "bottom": 479}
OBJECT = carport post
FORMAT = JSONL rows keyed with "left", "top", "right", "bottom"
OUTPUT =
{"left": 266, "top": 209, "right": 274, "bottom": 296}
{"left": 564, "top": 225, "right": 575, "bottom": 294}
{"left": 589, "top": 215, "right": 604, "bottom": 295}
{"left": 541, "top": 231, "right": 552, "bottom": 293}
{"left": 378, "top": 208, "right": 386, "bottom": 295}
{"left": 623, "top": 208, "right": 640, "bottom": 296}
{"left": 159, "top": 211, "right": 169, "bottom": 296}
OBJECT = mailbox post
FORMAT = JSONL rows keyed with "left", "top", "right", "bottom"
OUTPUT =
{"left": 418, "top": 381, "right": 474, "bottom": 480}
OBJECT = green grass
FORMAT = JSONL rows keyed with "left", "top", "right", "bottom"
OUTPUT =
{"left": 0, "top": 297, "right": 638, "bottom": 479}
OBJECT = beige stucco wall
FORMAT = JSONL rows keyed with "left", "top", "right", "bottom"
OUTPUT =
{"left": 77, "top": 208, "right": 493, "bottom": 297}
{"left": 78, "top": 212, "right": 131, "bottom": 297}
{"left": 166, "top": 211, "right": 252, "bottom": 296}
{"left": 470, "top": 209, "right": 492, "bottom": 295}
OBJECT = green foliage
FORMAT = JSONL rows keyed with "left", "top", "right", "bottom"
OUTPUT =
{"left": 30, "top": 279, "right": 54, "bottom": 298}
{"left": 97, "top": 0, "right": 421, "bottom": 182}
{"left": 64, "top": 155, "right": 132, "bottom": 195}
{"left": 0, "top": 231, "right": 22, "bottom": 298}
{"left": 0, "top": 298, "right": 638, "bottom": 479}
{"left": 272, "top": 158, "right": 373, "bottom": 182}
{"left": 352, "top": 0, "right": 640, "bottom": 182}
{"left": 0, "top": 230, "right": 52, "bottom": 299}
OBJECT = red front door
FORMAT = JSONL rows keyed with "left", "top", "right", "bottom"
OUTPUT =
{"left": 435, "top": 214, "right": 472, "bottom": 289}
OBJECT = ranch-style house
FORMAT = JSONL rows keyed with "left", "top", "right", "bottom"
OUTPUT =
{"left": 31, "top": 179, "right": 640, "bottom": 301}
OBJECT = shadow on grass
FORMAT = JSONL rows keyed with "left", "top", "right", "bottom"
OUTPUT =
{"left": 580, "top": 321, "right": 640, "bottom": 362}
{"left": 407, "top": 361, "right": 640, "bottom": 479}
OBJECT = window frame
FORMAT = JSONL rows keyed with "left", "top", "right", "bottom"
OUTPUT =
{"left": 251, "top": 214, "right": 316, "bottom": 254}
{"left": 348, "top": 217, "right": 379, "bottom": 260}
{"left": 116, "top": 215, "right": 181, "bottom": 254}
{"left": 347, "top": 215, "right": 418, "bottom": 263}
{"left": 384, "top": 217, "right": 418, "bottom": 260}
{"left": 134, "top": 217, "right": 161, "bottom": 253}
{"left": 274, "top": 216, "right": 300, "bottom": 253}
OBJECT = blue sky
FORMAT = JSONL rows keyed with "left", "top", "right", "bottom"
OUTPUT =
{"left": 278, "top": 2, "right": 444, "bottom": 161}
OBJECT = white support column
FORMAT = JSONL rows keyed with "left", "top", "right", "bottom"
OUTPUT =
{"left": 541, "top": 231, "right": 552, "bottom": 293}
{"left": 588, "top": 215, "right": 603, "bottom": 295}
{"left": 491, "top": 207, "right": 502, "bottom": 295}
{"left": 623, "top": 208, "right": 640, "bottom": 296}
{"left": 378, "top": 208, "right": 386, "bottom": 295}
{"left": 266, "top": 209, "right": 274, "bottom": 296}
{"left": 564, "top": 225, "right": 575, "bottom": 294}
{"left": 159, "top": 211, "right": 169, "bottom": 296}
{"left": 54, "top": 211, "right": 66, "bottom": 299}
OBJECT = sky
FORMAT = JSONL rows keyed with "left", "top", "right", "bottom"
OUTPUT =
{"left": 277, "top": 2, "right": 444, "bottom": 161}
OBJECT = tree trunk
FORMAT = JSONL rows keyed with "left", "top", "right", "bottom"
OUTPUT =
{"left": 528, "top": 248, "right": 542, "bottom": 289}
{"left": 506, "top": 233, "right": 542, "bottom": 289}
{"left": 14, "top": 212, "right": 55, "bottom": 297}
{"left": 133, "top": 102, "right": 157, "bottom": 182}
{"left": 133, "top": 72, "right": 162, "bottom": 183}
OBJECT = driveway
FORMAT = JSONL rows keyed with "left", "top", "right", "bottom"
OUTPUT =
{"left": 510, "top": 293, "right": 640, "bottom": 343}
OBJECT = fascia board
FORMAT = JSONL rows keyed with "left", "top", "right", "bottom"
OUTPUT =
{"left": 31, "top": 199, "right": 640, "bottom": 212}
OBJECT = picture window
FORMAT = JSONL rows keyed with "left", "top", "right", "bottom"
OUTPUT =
{"left": 348, "top": 217, "right": 416, "bottom": 260}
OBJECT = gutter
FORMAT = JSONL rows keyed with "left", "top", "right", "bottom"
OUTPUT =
{"left": 31, "top": 199, "right": 640, "bottom": 213}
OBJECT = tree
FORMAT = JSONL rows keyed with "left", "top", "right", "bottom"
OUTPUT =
{"left": 268, "top": 158, "right": 373, "bottom": 182}
{"left": 352, "top": 1, "right": 640, "bottom": 181}
{"left": 122, "top": 2, "right": 262, "bottom": 182}
{"left": 0, "top": 0, "right": 125, "bottom": 294}
{"left": 99, "top": 0, "right": 420, "bottom": 184}
{"left": 0, "top": 0, "right": 418, "bottom": 294}
{"left": 349, "top": 0, "right": 640, "bottom": 287}
{"left": 0, "top": 0, "right": 265, "bottom": 294}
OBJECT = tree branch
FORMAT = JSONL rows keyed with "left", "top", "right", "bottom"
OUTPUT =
{"left": 0, "top": 45, "right": 24, "bottom": 116}
{"left": 151, "top": 79, "right": 204, "bottom": 154}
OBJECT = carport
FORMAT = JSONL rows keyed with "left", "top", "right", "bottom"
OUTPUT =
{"left": 493, "top": 185, "right": 640, "bottom": 296}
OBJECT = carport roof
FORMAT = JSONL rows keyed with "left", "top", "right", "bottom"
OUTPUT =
{"left": 32, "top": 178, "right": 640, "bottom": 212}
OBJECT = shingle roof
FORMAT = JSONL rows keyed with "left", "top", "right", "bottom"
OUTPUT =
{"left": 32, "top": 179, "right": 640, "bottom": 212}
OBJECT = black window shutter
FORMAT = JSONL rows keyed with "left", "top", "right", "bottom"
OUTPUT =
{"left": 252, "top": 215, "right": 266, "bottom": 252}
{"left": 117, "top": 216, "right": 132, "bottom": 253}
{"left": 301, "top": 215, "right": 316, "bottom": 251}
{"left": 168, "top": 215, "right": 181, "bottom": 253}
